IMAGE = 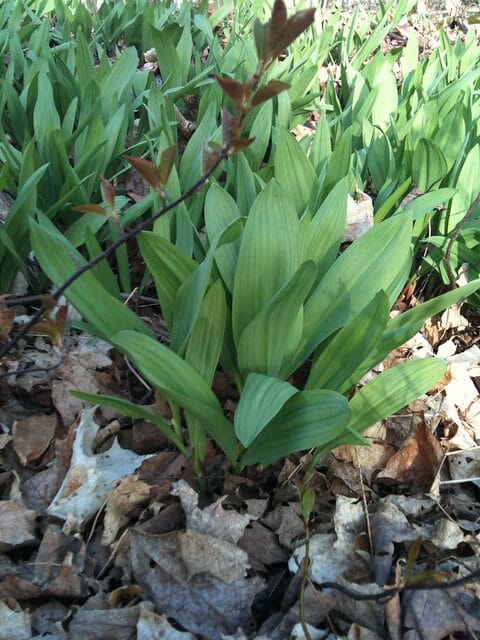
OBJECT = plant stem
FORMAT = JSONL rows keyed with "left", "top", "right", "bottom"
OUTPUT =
{"left": 170, "top": 402, "right": 183, "bottom": 440}
{"left": 299, "top": 515, "right": 312, "bottom": 640}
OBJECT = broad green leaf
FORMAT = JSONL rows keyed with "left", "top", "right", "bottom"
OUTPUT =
{"left": 306, "top": 290, "right": 390, "bottom": 393}
{"left": 412, "top": 138, "right": 448, "bottom": 191}
{"left": 85, "top": 227, "right": 120, "bottom": 299}
{"left": 238, "top": 261, "right": 316, "bottom": 378}
{"left": 367, "top": 129, "right": 393, "bottom": 191}
{"left": 138, "top": 232, "right": 196, "bottom": 330}
{"left": 112, "top": 330, "right": 238, "bottom": 462}
{"left": 294, "top": 213, "right": 412, "bottom": 373}
{"left": 401, "top": 188, "right": 457, "bottom": 221}
{"left": 71, "top": 391, "right": 187, "bottom": 456}
{"left": 30, "top": 219, "right": 149, "bottom": 340}
{"left": 33, "top": 70, "right": 61, "bottom": 137}
{"left": 247, "top": 100, "right": 273, "bottom": 170}
{"left": 171, "top": 218, "right": 243, "bottom": 354}
{"left": 322, "top": 127, "right": 351, "bottom": 197}
{"left": 5, "top": 162, "right": 47, "bottom": 240}
{"left": 302, "top": 177, "right": 348, "bottom": 280}
{"left": 234, "top": 373, "right": 298, "bottom": 448}
{"left": 100, "top": 47, "right": 138, "bottom": 119}
{"left": 341, "top": 278, "right": 480, "bottom": 393}
{"left": 240, "top": 389, "right": 351, "bottom": 467}
{"left": 348, "top": 358, "right": 447, "bottom": 434}
{"left": 443, "top": 145, "right": 480, "bottom": 233}
{"left": 205, "top": 183, "right": 241, "bottom": 293}
{"left": 234, "top": 153, "right": 257, "bottom": 216}
{"left": 434, "top": 101, "right": 465, "bottom": 171}
{"left": 371, "top": 63, "right": 398, "bottom": 129}
{"left": 185, "top": 279, "right": 226, "bottom": 385}
{"left": 232, "top": 180, "right": 299, "bottom": 347}
{"left": 180, "top": 101, "right": 218, "bottom": 190}
{"left": 274, "top": 127, "right": 317, "bottom": 215}
{"left": 309, "top": 112, "right": 331, "bottom": 173}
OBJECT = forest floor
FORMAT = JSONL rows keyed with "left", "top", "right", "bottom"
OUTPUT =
{"left": 0, "top": 4, "right": 480, "bottom": 640}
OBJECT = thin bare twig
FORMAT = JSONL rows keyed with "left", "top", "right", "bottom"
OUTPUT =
{"left": 317, "top": 566, "right": 480, "bottom": 602}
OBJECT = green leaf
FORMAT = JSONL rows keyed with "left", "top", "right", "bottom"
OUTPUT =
{"left": 322, "top": 127, "right": 351, "bottom": 197}
{"left": 138, "top": 232, "right": 196, "bottom": 330}
{"left": 274, "top": 127, "right": 317, "bottom": 215}
{"left": 302, "top": 177, "right": 348, "bottom": 280}
{"left": 232, "top": 180, "right": 299, "bottom": 347}
{"left": 71, "top": 391, "right": 187, "bottom": 456}
{"left": 412, "top": 138, "right": 448, "bottom": 191}
{"left": 401, "top": 188, "right": 457, "bottom": 221}
{"left": 443, "top": 145, "right": 480, "bottom": 234}
{"left": 205, "top": 184, "right": 241, "bottom": 293}
{"left": 348, "top": 358, "right": 447, "bottom": 434}
{"left": 240, "top": 389, "right": 351, "bottom": 467}
{"left": 251, "top": 80, "right": 290, "bottom": 108}
{"left": 340, "top": 278, "right": 480, "bottom": 393}
{"left": 234, "top": 373, "right": 298, "bottom": 448}
{"left": 247, "top": 100, "right": 273, "bottom": 170}
{"left": 171, "top": 219, "right": 243, "bottom": 354}
{"left": 238, "top": 260, "right": 316, "bottom": 378}
{"left": 185, "top": 279, "right": 226, "bottom": 385}
{"left": 112, "top": 330, "right": 238, "bottom": 462}
{"left": 180, "top": 101, "right": 218, "bottom": 190}
{"left": 306, "top": 290, "right": 390, "bottom": 393}
{"left": 294, "top": 213, "right": 412, "bottom": 373}
{"left": 100, "top": 47, "right": 138, "bottom": 118}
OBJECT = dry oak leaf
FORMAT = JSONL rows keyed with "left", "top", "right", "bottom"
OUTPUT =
{"left": 376, "top": 422, "right": 444, "bottom": 492}
{"left": 130, "top": 528, "right": 264, "bottom": 639}
{"left": 0, "top": 477, "right": 37, "bottom": 551}
{"left": 12, "top": 413, "right": 57, "bottom": 467}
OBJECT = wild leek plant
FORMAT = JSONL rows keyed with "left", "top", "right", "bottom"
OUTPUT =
{"left": 24, "top": 1, "right": 480, "bottom": 476}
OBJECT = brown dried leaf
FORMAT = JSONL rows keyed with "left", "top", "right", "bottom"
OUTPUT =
{"left": 402, "top": 587, "right": 480, "bottom": 639}
{"left": 270, "top": 8, "right": 316, "bottom": 59}
{"left": 102, "top": 475, "right": 152, "bottom": 545}
{"left": 13, "top": 413, "right": 57, "bottom": 467}
{"left": 71, "top": 203, "right": 106, "bottom": 216}
{"left": 232, "top": 136, "right": 255, "bottom": 151}
{"left": 101, "top": 177, "right": 115, "bottom": 210}
{"left": 137, "top": 602, "right": 196, "bottom": 639}
{"left": 170, "top": 480, "right": 254, "bottom": 544}
{"left": 33, "top": 524, "right": 85, "bottom": 588}
{"left": 68, "top": 605, "right": 140, "bottom": 640}
{"left": 158, "top": 144, "right": 176, "bottom": 187}
{"left": 47, "top": 407, "right": 153, "bottom": 529}
{"left": 0, "top": 500, "right": 37, "bottom": 551}
{"left": 376, "top": 422, "right": 444, "bottom": 492}
{"left": 130, "top": 529, "right": 264, "bottom": 637}
{"left": 124, "top": 155, "right": 162, "bottom": 194}
{"left": 252, "top": 80, "right": 290, "bottom": 107}
{"left": 31, "top": 305, "right": 68, "bottom": 347}
{"left": 268, "top": 0, "right": 288, "bottom": 55}
{"left": 216, "top": 76, "right": 245, "bottom": 112}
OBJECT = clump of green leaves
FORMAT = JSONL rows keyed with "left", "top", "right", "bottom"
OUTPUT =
{"left": 27, "top": 0, "right": 480, "bottom": 478}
